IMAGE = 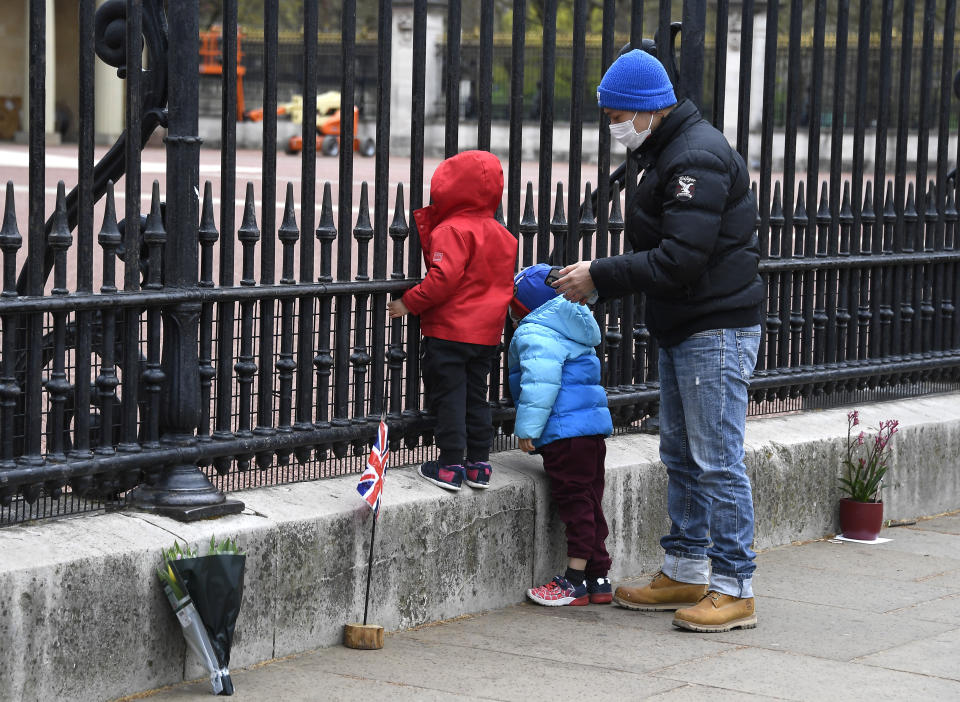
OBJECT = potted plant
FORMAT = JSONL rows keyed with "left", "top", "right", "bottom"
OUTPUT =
{"left": 838, "top": 410, "right": 899, "bottom": 541}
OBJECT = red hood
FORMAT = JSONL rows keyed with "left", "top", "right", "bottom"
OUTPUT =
{"left": 402, "top": 149, "right": 517, "bottom": 346}
{"left": 414, "top": 150, "right": 503, "bottom": 238}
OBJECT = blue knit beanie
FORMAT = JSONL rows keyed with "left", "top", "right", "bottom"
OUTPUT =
{"left": 597, "top": 49, "right": 676, "bottom": 112}
{"left": 510, "top": 263, "right": 560, "bottom": 318}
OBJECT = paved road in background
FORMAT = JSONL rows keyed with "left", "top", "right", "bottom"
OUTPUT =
{"left": 0, "top": 142, "right": 918, "bottom": 294}
{"left": 0, "top": 143, "right": 568, "bottom": 240}
{"left": 0, "top": 143, "right": 577, "bottom": 291}
{"left": 130, "top": 514, "right": 960, "bottom": 701}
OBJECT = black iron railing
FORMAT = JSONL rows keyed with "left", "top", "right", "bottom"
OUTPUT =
{"left": 2, "top": 0, "right": 959, "bottom": 527}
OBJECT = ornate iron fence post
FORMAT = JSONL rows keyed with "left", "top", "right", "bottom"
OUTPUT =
{"left": 129, "top": 1, "right": 242, "bottom": 520}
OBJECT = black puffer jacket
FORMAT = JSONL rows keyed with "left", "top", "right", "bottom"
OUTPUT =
{"left": 590, "top": 99, "right": 763, "bottom": 347}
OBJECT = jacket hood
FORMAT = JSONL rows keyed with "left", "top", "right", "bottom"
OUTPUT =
{"left": 427, "top": 150, "right": 504, "bottom": 221}
{"left": 519, "top": 296, "right": 601, "bottom": 348}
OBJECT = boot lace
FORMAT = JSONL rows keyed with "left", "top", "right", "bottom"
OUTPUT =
{"left": 700, "top": 590, "right": 722, "bottom": 606}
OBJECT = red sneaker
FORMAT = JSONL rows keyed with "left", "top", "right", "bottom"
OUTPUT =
{"left": 526, "top": 575, "right": 589, "bottom": 606}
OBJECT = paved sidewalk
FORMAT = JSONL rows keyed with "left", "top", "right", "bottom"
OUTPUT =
{"left": 130, "top": 514, "right": 960, "bottom": 702}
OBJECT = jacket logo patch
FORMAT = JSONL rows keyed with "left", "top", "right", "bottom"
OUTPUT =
{"left": 676, "top": 176, "right": 696, "bottom": 201}
{"left": 432, "top": 251, "right": 443, "bottom": 263}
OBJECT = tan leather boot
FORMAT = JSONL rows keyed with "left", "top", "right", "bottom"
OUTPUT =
{"left": 672, "top": 590, "right": 757, "bottom": 632}
{"left": 613, "top": 572, "right": 709, "bottom": 611}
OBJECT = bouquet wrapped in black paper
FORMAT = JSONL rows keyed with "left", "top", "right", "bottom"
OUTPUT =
{"left": 157, "top": 537, "right": 246, "bottom": 695}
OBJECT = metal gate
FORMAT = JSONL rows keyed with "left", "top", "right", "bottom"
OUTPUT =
{"left": 2, "top": 0, "right": 959, "bottom": 526}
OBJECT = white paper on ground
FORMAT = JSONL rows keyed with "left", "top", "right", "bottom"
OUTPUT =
{"left": 830, "top": 535, "right": 892, "bottom": 545}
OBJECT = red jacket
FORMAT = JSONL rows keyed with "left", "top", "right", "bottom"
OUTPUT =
{"left": 403, "top": 151, "right": 519, "bottom": 346}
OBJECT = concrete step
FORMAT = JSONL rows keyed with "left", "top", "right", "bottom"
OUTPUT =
{"left": 2, "top": 393, "right": 959, "bottom": 702}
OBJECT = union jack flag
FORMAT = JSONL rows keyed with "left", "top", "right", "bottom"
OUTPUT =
{"left": 356, "top": 417, "right": 389, "bottom": 517}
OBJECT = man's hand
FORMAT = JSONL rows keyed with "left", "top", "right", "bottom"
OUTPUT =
{"left": 552, "top": 260, "right": 596, "bottom": 304}
{"left": 387, "top": 299, "right": 410, "bottom": 319}
{"left": 518, "top": 437, "right": 535, "bottom": 453}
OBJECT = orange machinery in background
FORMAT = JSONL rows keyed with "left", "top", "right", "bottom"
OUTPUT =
{"left": 285, "top": 103, "right": 375, "bottom": 157}
{"left": 199, "top": 28, "right": 374, "bottom": 157}
{"left": 199, "top": 27, "right": 247, "bottom": 123}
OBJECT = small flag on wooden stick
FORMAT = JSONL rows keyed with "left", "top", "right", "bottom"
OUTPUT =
{"left": 356, "top": 416, "right": 389, "bottom": 518}
{"left": 345, "top": 342, "right": 395, "bottom": 651}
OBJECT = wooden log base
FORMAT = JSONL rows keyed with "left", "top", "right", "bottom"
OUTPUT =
{"left": 343, "top": 623, "right": 384, "bottom": 650}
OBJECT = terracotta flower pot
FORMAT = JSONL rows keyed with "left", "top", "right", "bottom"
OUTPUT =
{"left": 839, "top": 497, "right": 884, "bottom": 540}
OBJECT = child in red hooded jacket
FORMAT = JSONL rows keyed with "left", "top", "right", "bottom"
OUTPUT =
{"left": 388, "top": 150, "right": 518, "bottom": 491}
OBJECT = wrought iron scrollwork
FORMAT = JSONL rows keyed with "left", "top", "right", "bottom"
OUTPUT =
{"left": 16, "top": 0, "right": 169, "bottom": 296}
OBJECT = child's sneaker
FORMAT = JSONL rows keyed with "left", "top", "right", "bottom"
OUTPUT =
{"left": 527, "top": 575, "right": 588, "bottom": 606}
{"left": 418, "top": 460, "right": 463, "bottom": 491}
{"left": 464, "top": 460, "right": 492, "bottom": 488}
{"left": 587, "top": 576, "right": 613, "bottom": 604}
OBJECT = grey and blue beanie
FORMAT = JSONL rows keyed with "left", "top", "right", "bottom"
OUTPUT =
{"left": 596, "top": 49, "right": 676, "bottom": 112}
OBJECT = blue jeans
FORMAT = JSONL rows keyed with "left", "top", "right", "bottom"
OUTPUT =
{"left": 658, "top": 326, "right": 761, "bottom": 598}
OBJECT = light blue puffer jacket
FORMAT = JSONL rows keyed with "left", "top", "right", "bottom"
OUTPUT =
{"left": 508, "top": 296, "right": 613, "bottom": 448}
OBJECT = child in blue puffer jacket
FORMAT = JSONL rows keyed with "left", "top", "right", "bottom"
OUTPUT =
{"left": 508, "top": 263, "right": 614, "bottom": 606}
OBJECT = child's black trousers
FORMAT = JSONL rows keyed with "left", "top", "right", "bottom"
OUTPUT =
{"left": 538, "top": 435, "right": 611, "bottom": 578}
{"left": 422, "top": 336, "right": 498, "bottom": 466}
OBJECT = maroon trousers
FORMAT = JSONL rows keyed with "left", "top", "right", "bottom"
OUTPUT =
{"left": 538, "top": 435, "right": 611, "bottom": 578}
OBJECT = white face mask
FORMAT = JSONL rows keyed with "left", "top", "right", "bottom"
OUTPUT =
{"left": 609, "top": 112, "right": 655, "bottom": 151}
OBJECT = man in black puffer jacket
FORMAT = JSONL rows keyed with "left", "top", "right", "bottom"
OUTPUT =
{"left": 554, "top": 48, "right": 763, "bottom": 634}
{"left": 590, "top": 96, "right": 762, "bottom": 346}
